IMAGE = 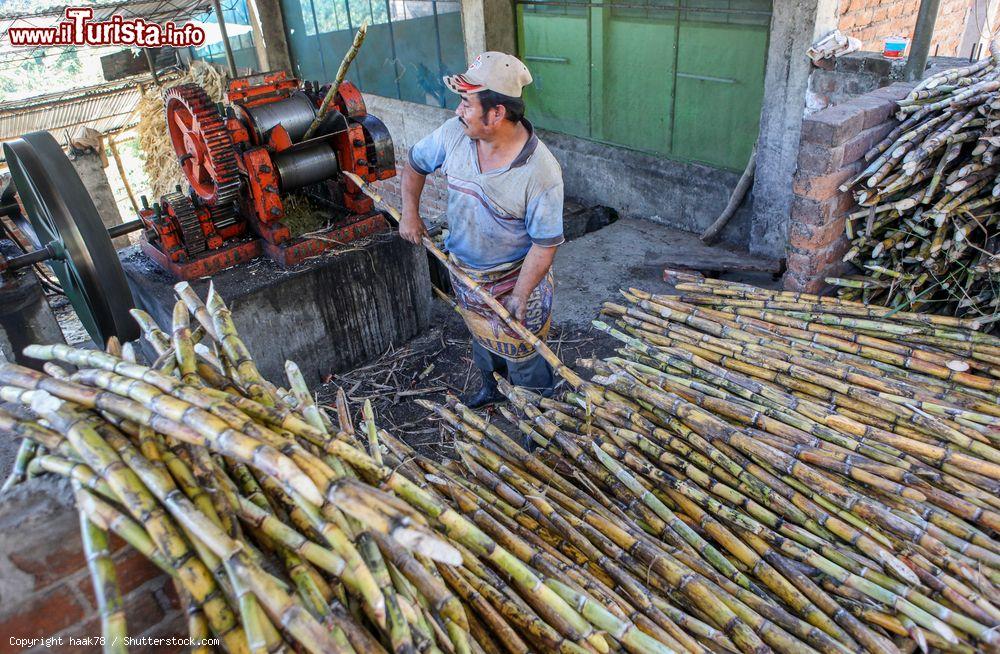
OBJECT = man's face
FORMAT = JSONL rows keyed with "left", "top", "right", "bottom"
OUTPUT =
{"left": 456, "top": 93, "right": 500, "bottom": 140}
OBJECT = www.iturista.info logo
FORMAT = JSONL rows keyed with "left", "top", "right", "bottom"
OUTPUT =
{"left": 7, "top": 8, "right": 206, "bottom": 47}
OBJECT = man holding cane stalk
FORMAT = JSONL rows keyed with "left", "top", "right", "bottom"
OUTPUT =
{"left": 399, "top": 52, "right": 565, "bottom": 408}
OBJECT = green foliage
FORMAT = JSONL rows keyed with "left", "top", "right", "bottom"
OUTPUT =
{"left": 0, "top": 46, "right": 109, "bottom": 101}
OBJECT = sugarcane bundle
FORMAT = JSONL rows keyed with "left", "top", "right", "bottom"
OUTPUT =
{"left": 3, "top": 282, "right": 1000, "bottom": 652}
{"left": 136, "top": 60, "right": 227, "bottom": 201}
{"left": 413, "top": 272, "right": 1000, "bottom": 654}
{"left": 839, "top": 39, "right": 1000, "bottom": 326}
{"left": 0, "top": 281, "right": 677, "bottom": 654}
{"left": 534, "top": 269, "right": 1000, "bottom": 653}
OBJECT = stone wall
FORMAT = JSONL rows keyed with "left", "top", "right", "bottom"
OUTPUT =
{"left": 837, "top": 0, "right": 971, "bottom": 55}
{"left": 0, "top": 478, "right": 184, "bottom": 654}
{"left": 784, "top": 81, "right": 913, "bottom": 292}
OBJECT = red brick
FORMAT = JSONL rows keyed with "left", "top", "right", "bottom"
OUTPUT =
{"left": 8, "top": 534, "right": 87, "bottom": 592}
{"left": 790, "top": 195, "right": 841, "bottom": 228}
{"left": 154, "top": 580, "right": 181, "bottom": 613}
{"left": 121, "top": 582, "right": 167, "bottom": 636}
{"left": 815, "top": 257, "right": 852, "bottom": 285}
{"left": 842, "top": 122, "right": 895, "bottom": 164}
{"left": 76, "top": 547, "right": 165, "bottom": 603}
{"left": 788, "top": 217, "right": 849, "bottom": 253}
{"left": 781, "top": 269, "right": 809, "bottom": 291}
{"left": 801, "top": 275, "right": 828, "bottom": 294}
{"left": 800, "top": 104, "right": 867, "bottom": 147}
{"left": 796, "top": 142, "right": 846, "bottom": 175}
{"left": 793, "top": 163, "right": 861, "bottom": 202}
{"left": 851, "top": 95, "right": 899, "bottom": 130}
{"left": 0, "top": 583, "right": 87, "bottom": 653}
{"left": 785, "top": 251, "right": 820, "bottom": 278}
{"left": 786, "top": 235, "right": 852, "bottom": 286}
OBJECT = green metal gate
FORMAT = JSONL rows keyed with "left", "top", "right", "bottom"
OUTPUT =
{"left": 517, "top": 0, "right": 771, "bottom": 170}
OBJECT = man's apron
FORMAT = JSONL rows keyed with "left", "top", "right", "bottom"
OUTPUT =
{"left": 448, "top": 255, "right": 554, "bottom": 361}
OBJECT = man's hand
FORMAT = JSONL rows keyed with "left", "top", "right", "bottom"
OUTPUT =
{"left": 503, "top": 293, "right": 528, "bottom": 321}
{"left": 399, "top": 211, "right": 429, "bottom": 245}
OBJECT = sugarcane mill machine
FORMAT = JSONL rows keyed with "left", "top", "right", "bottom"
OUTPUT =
{"left": 0, "top": 70, "right": 397, "bottom": 353}
{"left": 144, "top": 70, "right": 396, "bottom": 275}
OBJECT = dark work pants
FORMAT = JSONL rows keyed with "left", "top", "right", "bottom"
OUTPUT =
{"left": 471, "top": 341, "right": 555, "bottom": 396}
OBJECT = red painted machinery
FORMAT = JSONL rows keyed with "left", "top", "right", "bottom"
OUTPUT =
{"left": 138, "top": 70, "right": 395, "bottom": 278}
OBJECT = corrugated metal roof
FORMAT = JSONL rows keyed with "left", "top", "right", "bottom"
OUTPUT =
{"left": 0, "top": 75, "right": 156, "bottom": 160}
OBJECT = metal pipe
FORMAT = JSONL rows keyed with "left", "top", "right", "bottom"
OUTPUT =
{"left": 3, "top": 244, "right": 56, "bottom": 272}
{"left": 904, "top": 0, "right": 942, "bottom": 82}
{"left": 107, "top": 219, "right": 145, "bottom": 239}
{"left": 211, "top": 0, "right": 239, "bottom": 78}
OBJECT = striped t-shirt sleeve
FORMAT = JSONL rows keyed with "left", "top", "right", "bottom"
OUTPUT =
{"left": 525, "top": 183, "right": 565, "bottom": 247}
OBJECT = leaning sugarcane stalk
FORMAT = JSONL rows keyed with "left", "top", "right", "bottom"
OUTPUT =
{"left": 343, "top": 170, "right": 599, "bottom": 401}
{"left": 302, "top": 21, "right": 369, "bottom": 140}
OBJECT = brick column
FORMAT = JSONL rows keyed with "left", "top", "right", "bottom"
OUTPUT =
{"left": 783, "top": 81, "right": 914, "bottom": 293}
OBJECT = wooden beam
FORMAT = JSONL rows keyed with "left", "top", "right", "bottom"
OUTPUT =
{"left": 108, "top": 136, "right": 140, "bottom": 215}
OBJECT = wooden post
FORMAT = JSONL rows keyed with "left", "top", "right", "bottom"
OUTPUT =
{"left": 108, "top": 136, "right": 140, "bottom": 215}
{"left": 211, "top": 0, "right": 239, "bottom": 78}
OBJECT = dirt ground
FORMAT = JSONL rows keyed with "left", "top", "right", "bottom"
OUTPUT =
{"left": 314, "top": 300, "right": 619, "bottom": 460}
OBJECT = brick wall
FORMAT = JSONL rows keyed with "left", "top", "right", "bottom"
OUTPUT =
{"left": 374, "top": 161, "right": 450, "bottom": 228}
{"left": 0, "top": 479, "right": 183, "bottom": 654}
{"left": 363, "top": 93, "right": 454, "bottom": 227}
{"left": 837, "top": 0, "right": 970, "bottom": 55}
{"left": 784, "top": 81, "right": 914, "bottom": 292}
{"left": 808, "top": 52, "right": 967, "bottom": 114}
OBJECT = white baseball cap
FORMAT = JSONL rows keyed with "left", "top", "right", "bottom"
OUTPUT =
{"left": 444, "top": 52, "right": 533, "bottom": 98}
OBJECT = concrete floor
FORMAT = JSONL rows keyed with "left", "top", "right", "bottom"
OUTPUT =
{"left": 552, "top": 217, "right": 780, "bottom": 327}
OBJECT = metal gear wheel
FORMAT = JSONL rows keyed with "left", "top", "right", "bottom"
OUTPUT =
{"left": 164, "top": 83, "right": 241, "bottom": 206}
{"left": 162, "top": 191, "right": 207, "bottom": 256}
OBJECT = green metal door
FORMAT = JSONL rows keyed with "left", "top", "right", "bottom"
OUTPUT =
{"left": 517, "top": 0, "right": 770, "bottom": 171}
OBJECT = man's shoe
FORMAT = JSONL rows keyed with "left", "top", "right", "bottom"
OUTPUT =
{"left": 460, "top": 384, "right": 505, "bottom": 409}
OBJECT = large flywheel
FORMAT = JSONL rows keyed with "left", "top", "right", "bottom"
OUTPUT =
{"left": 3, "top": 131, "right": 139, "bottom": 346}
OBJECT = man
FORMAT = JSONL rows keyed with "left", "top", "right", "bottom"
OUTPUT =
{"left": 399, "top": 52, "right": 564, "bottom": 408}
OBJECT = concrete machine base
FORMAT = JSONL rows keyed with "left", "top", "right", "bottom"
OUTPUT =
{"left": 122, "top": 233, "right": 432, "bottom": 386}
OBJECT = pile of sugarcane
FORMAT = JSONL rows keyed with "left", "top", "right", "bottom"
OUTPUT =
{"left": 4, "top": 272, "right": 998, "bottom": 654}
{"left": 839, "top": 39, "right": 1000, "bottom": 325}
{"left": 562, "top": 270, "right": 999, "bottom": 653}
{"left": 0, "top": 281, "right": 676, "bottom": 654}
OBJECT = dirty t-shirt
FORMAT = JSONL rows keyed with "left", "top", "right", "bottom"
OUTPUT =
{"left": 408, "top": 117, "right": 564, "bottom": 269}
